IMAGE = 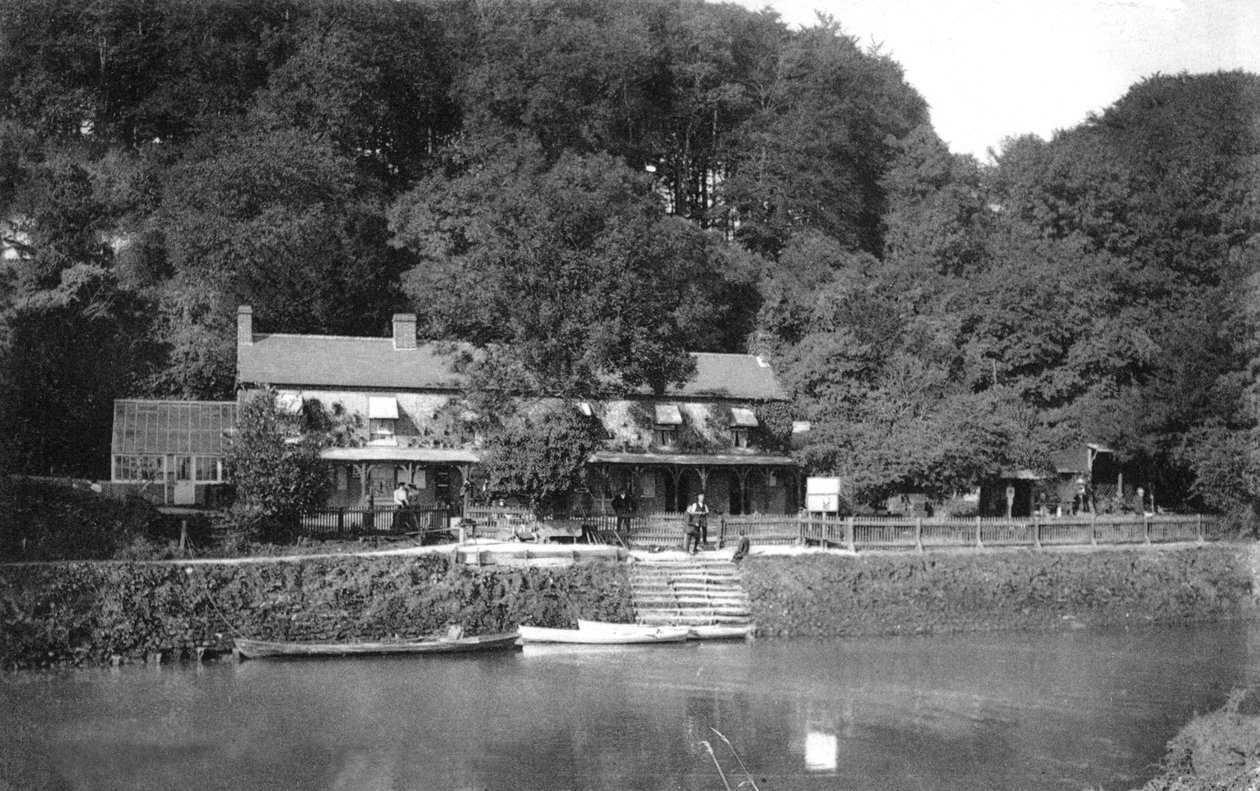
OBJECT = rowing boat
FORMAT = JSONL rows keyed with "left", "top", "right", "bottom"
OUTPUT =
{"left": 518, "top": 624, "right": 689, "bottom": 644}
{"left": 234, "top": 632, "right": 520, "bottom": 660}
{"left": 577, "top": 619, "right": 752, "bottom": 641}
{"left": 686, "top": 624, "right": 754, "bottom": 640}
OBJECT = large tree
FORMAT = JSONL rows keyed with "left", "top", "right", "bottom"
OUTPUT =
{"left": 389, "top": 139, "right": 760, "bottom": 397}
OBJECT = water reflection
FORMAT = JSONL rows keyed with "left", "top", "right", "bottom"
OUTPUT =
{"left": 0, "top": 622, "right": 1254, "bottom": 791}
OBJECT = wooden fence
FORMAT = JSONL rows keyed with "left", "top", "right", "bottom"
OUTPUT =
{"left": 299, "top": 506, "right": 452, "bottom": 539}
{"left": 462, "top": 507, "right": 1221, "bottom": 552}
{"left": 300, "top": 505, "right": 1221, "bottom": 551}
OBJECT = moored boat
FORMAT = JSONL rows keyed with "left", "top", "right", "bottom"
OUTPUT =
{"left": 234, "top": 632, "right": 520, "bottom": 660}
{"left": 687, "top": 624, "right": 754, "bottom": 640}
{"left": 577, "top": 619, "right": 753, "bottom": 641}
{"left": 518, "top": 624, "right": 690, "bottom": 644}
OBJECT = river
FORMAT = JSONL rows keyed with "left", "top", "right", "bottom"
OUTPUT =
{"left": 2, "top": 621, "right": 1256, "bottom": 791}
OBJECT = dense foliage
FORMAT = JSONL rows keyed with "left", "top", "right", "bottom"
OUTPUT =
{"left": 225, "top": 391, "right": 330, "bottom": 538}
{"left": 0, "top": 0, "right": 1254, "bottom": 516}
{"left": 0, "top": 554, "right": 633, "bottom": 669}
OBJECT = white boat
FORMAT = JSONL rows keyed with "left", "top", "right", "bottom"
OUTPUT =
{"left": 518, "top": 624, "right": 690, "bottom": 644}
{"left": 578, "top": 619, "right": 752, "bottom": 641}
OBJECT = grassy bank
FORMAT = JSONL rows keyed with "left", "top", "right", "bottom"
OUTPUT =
{"left": 0, "top": 554, "right": 633, "bottom": 670}
{"left": 1137, "top": 690, "right": 1260, "bottom": 791}
{"left": 741, "top": 545, "right": 1255, "bottom": 636}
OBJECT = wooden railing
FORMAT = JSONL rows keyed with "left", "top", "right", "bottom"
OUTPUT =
{"left": 309, "top": 506, "right": 1221, "bottom": 552}
{"left": 299, "top": 506, "right": 452, "bottom": 539}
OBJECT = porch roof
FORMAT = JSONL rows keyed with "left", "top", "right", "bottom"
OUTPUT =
{"left": 320, "top": 447, "right": 480, "bottom": 464}
{"left": 588, "top": 450, "right": 797, "bottom": 467}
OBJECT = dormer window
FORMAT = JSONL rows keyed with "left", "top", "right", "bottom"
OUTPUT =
{"left": 730, "top": 407, "right": 758, "bottom": 449}
{"left": 654, "top": 404, "right": 682, "bottom": 448}
{"left": 368, "top": 396, "right": 399, "bottom": 446}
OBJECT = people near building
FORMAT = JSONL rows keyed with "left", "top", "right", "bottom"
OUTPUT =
{"left": 685, "top": 493, "right": 710, "bottom": 553}
{"left": 611, "top": 487, "right": 634, "bottom": 535}
{"left": 393, "top": 481, "right": 410, "bottom": 508}
{"left": 732, "top": 532, "right": 750, "bottom": 563}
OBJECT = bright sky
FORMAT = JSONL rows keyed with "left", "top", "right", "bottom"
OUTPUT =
{"left": 732, "top": 0, "right": 1260, "bottom": 161}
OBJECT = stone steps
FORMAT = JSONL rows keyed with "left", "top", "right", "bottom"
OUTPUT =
{"left": 629, "top": 556, "right": 753, "bottom": 633}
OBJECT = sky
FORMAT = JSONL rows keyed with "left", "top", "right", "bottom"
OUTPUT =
{"left": 730, "top": 0, "right": 1260, "bottom": 161}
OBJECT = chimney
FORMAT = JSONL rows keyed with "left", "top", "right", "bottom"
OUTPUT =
{"left": 237, "top": 305, "right": 253, "bottom": 346}
{"left": 392, "top": 313, "right": 417, "bottom": 350}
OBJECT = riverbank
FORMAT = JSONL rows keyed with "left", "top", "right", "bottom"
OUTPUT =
{"left": 0, "top": 551, "right": 634, "bottom": 670}
{"left": 1, "top": 541, "right": 1254, "bottom": 670}
{"left": 1136, "top": 690, "right": 1260, "bottom": 791}
{"left": 741, "top": 543, "right": 1256, "bottom": 636}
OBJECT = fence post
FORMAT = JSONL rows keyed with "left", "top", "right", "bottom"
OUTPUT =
{"left": 1032, "top": 514, "right": 1041, "bottom": 550}
{"left": 1144, "top": 514, "right": 1151, "bottom": 545}
{"left": 1090, "top": 513, "right": 1097, "bottom": 546}
{"left": 915, "top": 517, "right": 923, "bottom": 552}
{"left": 975, "top": 516, "right": 983, "bottom": 548}
{"left": 719, "top": 516, "right": 726, "bottom": 549}
{"left": 1197, "top": 514, "right": 1204, "bottom": 544}
{"left": 845, "top": 516, "right": 855, "bottom": 553}
{"left": 337, "top": 507, "right": 345, "bottom": 534}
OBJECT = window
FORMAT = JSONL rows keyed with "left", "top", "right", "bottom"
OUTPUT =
{"left": 654, "top": 404, "right": 682, "bottom": 448}
{"left": 174, "top": 456, "right": 193, "bottom": 481}
{"left": 194, "top": 457, "right": 223, "bottom": 482}
{"left": 729, "top": 407, "right": 758, "bottom": 449}
{"left": 369, "top": 418, "right": 397, "bottom": 444}
{"left": 368, "top": 396, "right": 399, "bottom": 446}
{"left": 113, "top": 455, "right": 162, "bottom": 482}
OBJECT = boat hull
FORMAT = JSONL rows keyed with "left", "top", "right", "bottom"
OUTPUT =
{"left": 235, "top": 632, "right": 520, "bottom": 660}
{"left": 687, "top": 624, "right": 753, "bottom": 640}
{"left": 577, "top": 619, "right": 752, "bottom": 641}
{"left": 518, "top": 625, "right": 689, "bottom": 644}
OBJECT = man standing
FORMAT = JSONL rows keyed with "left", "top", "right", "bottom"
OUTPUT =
{"left": 611, "top": 487, "right": 634, "bottom": 536}
{"left": 686, "top": 493, "right": 710, "bottom": 553}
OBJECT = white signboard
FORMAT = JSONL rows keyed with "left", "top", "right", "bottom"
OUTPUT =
{"left": 806, "top": 477, "right": 843, "bottom": 513}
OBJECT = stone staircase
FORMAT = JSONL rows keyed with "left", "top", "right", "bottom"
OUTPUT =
{"left": 630, "top": 556, "right": 754, "bottom": 629}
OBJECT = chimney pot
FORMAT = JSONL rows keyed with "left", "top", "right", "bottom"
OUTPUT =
{"left": 237, "top": 306, "right": 253, "bottom": 346}
{"left": 393, "top": 313, "right": 417, "bottom": 350}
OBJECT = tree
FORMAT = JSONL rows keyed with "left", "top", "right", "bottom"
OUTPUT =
{"left": 722, "top": 19, "right": 928, "bottom": 258}
{"left": 225, "top": 391, "right": 330, "bottom": 538}
{"left": 478, "top": 401, "right": 606, "bottom": 515}
{"left": 150, "top": 124, "right": 406, "bottom": 397}
{"left": 389, "top": 139, "right": 760, "bottom": 397}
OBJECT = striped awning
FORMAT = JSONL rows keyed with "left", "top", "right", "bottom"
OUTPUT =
{"left": 729, "top": 407, "right": 758, "bottom": 427}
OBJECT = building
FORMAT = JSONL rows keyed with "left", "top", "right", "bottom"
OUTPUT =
{"left": 108, "top": 399, "right": 236, "bottom": 506}
{"left": 235, "top": 306, "right": 800, "bottom": 515}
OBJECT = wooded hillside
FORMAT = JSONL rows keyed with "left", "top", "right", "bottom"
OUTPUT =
{"left": 0, "top": 0, "right": 1254, "bottom": 519}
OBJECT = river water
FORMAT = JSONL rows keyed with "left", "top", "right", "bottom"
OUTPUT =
{"left": 2, "top": 621, "right": 1257, "bottom": 791}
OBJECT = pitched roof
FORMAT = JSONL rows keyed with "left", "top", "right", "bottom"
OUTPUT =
{"left": 238, "top": 334, "right": 788, "bottom": 401}
{"left": 112, "top": 400, "right": 237, "bottom": 456}
{"left": 238, "top": 334, "right": 464, "bottom": 391}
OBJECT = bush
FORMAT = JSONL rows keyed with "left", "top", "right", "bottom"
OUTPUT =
{"left": 0, "top": 476, "right": 158, "bottom": 561}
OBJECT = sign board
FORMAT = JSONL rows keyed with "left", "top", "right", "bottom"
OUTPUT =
{"left": 806, "top": 477, "right": 843, "bottom": 513}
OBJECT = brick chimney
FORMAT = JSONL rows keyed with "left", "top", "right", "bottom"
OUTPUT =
{"left": 237, "top": 305, "right": 253, "bottom": 346}
{"left": 392, "top": 313, "right": 417, "bottom": 350}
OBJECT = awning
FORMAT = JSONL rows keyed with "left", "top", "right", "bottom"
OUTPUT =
{"left": 729, "top": 407, "right": 758, "bottom": 427}
{"left": 654, "top": 404, "right": 683, "bottom": 425}
{"left": 321, "top": 447, "right": 480, "bottom": 464}
{"left": 368, "top": 396, "right": 399, "bottom": 419}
